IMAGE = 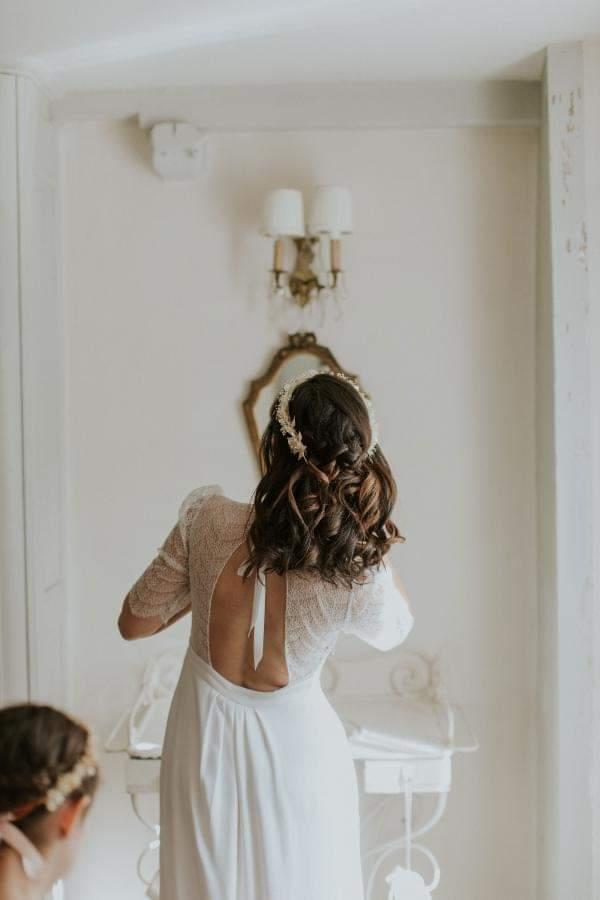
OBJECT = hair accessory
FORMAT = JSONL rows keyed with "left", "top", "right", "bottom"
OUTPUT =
{"left": 44, "top": 734, "right": 97, "bottom": 813}
{"left": 274, "top": 366, "right": 379, "bottom": 462}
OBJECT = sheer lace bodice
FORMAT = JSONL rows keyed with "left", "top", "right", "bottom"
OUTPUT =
{"left": 126, "top": 485, "right": 414, "bottom": 682}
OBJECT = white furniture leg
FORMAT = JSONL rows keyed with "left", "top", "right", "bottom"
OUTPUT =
{"left": 130, "top": 793, "right": 160, "bottom": 894}
{"left": 364, "top": 768, "right": 442, "bottom": 898}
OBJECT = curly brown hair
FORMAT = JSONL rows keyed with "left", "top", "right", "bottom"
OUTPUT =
{"left": 242, "top": 372, "right": 404, "bottom": 588}
{"left": 0, "top": 704, "right": 98, "bottom": 841}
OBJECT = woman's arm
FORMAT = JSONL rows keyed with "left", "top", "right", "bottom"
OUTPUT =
{"left": 118, "top": 596, "right": 191, "bottom": 641}
{"left": 117, "top": 519, "right": 190, "bottom": 641}
{"left": 343, "top": 557, "right": 414, "bottom": 651}
{"left": 118, "top": 485, "right": 223, "bottom": 642}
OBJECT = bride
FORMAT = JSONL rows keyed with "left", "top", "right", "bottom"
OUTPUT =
{"left": 118, "top": 368, "right": 414, "bottom": 900}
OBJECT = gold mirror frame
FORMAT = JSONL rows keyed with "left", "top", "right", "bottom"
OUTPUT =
{"left": 242, "top": 332, "right": 359, "bottom": 470}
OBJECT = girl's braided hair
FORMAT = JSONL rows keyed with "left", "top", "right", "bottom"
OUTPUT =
{"left": 0, "top": 704, "right": 98, "bottom": 836}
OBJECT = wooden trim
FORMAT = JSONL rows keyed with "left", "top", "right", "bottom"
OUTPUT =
{"left": 51, "top": 81, "right": 542, "bottom": 129}
{"left": 0, "top": 74, "right": 67, "bottom": 707}
{"left": 16, "top": 77, "right": 68, "bottom": 706}
{"left": 538, "top": 41, "right": 595, "bottom": 900}
{"left": 583, "top": 38, "right": 600, "bottom": 900}
{"left": 0, "top": 66, "right": 58, "bottom": 101}
{"left": 0, "top": 74, "right": 30, "bottom": 703}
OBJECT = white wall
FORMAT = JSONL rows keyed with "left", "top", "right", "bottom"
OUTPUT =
{"left": 61, "top": 120, "right": 538, "bottom": 899}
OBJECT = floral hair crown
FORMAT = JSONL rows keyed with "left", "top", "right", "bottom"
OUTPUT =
{"left": 274, "top": 366, "right": 379, "bottom": 462}
{"left": 44, "top": 736, "right": 97, "bottom": 813}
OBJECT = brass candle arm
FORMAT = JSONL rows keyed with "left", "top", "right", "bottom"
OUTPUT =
{"left": 268, "top": 235, "right": 346, "bottom": 305}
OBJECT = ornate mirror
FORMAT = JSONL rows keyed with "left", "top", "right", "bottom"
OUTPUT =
{"left": 243, "top": 332, "right": 360, "bottom": 470}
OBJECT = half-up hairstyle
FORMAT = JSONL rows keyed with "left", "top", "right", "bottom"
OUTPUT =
{"left": 243, "top": 372, "right": 404, "bottom": 588}
{"left": 0, "top": 704, "right": 98, "bottom": 842}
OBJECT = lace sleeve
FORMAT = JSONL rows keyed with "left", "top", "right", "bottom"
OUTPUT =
{"left": 343, "top": 558, "right": 414, "bottom": 651}
{"left": 125, "top": 484, "right": 223, "bottom": 623}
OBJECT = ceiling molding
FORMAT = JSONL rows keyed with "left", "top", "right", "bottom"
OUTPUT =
{"left": 51, "top": 81, "right": 541, "bottom": 130}
{"left": 0, "top": 64, "right": 59, "bottom": 101}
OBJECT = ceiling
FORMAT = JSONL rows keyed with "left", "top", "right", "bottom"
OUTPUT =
{"left": 2, "top": 0, "right": 600, "bottom": 92}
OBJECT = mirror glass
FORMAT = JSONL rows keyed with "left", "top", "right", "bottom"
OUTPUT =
{"left": 243, "top": 333, "right": 359, "bottom": 467}
{"left": 253, "top": 351, "right": 325, "bottom": 440}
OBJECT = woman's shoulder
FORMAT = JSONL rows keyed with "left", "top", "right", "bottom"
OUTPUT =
{"left": 350, "top": 556, "right": 399, "bottom": 599}
{"left": 178, "top": 484, "right": 252, "bottom": 534}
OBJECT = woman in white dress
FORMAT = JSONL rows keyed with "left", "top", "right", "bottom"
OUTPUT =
{"left": 118, "top": 369, "right": 414, "bottom": 900}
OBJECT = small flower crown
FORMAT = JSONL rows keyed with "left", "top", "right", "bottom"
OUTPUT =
{"left": 274, "top": 366, "right": 379, "bottom": 462}
{"left": 44, "top": 738, "right": 97, "bottom": 813}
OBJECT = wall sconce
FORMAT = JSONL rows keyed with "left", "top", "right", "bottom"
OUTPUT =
{"left": 261, "top": 186, "right": 352, "bottom": 307}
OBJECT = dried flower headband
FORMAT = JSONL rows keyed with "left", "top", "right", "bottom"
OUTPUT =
{"left": 44, "top": 738, "right": 97, "bottom": 813}
{"left": 274, "top": 366, "right": 379, "bottom": 462}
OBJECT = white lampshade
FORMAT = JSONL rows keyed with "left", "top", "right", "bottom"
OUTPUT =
{"left": 261, "top": 188, "right": 305, "bottom": 237}
{"left": 308, "top": 186, "right": 353, "bottom": 238}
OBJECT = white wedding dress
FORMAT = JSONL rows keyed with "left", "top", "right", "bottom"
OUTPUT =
{"left": 126, "top": 485, "right": 414, "bottom": 900}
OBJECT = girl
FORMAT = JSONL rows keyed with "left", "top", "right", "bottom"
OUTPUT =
{"left": 0, "top": 704, "right": 98, "bottom": 900}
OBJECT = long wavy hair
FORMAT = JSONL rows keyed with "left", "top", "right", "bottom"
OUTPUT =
{"left": 242, "top": 372, "right": 404, "bottom": 588}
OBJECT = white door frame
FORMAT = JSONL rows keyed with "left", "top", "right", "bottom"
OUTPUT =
{"left": 583, "top": 38, "right": 600, "bottom": 900}
{"left": 538, "top": 41, "right": 600, "bottom": 900}
{"left": 0, "top": 73, "right": 30, "bottom": 703}
{"left": 0, "top": 71, "right": 67, "bottom": 707}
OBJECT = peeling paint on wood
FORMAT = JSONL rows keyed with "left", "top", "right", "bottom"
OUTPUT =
{"left": 577, "top": 220, "right": 588, "bottom": 269}
{"left": 542, "top": 42, "right": 594, "bottom": 900}
{"left": 561, "top": 138, "right": 572, "bottom": 198}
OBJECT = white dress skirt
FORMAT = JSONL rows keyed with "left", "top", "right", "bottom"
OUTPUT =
{"left": 159, "top": 644, "right": 364, "bottom": 900}
{"left": 125, "top": 488, "right": 413, "bottom": 900}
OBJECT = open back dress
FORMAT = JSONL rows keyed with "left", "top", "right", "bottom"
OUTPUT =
{"left": 125, "top": 485, "right": 414, "bottom": 900}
